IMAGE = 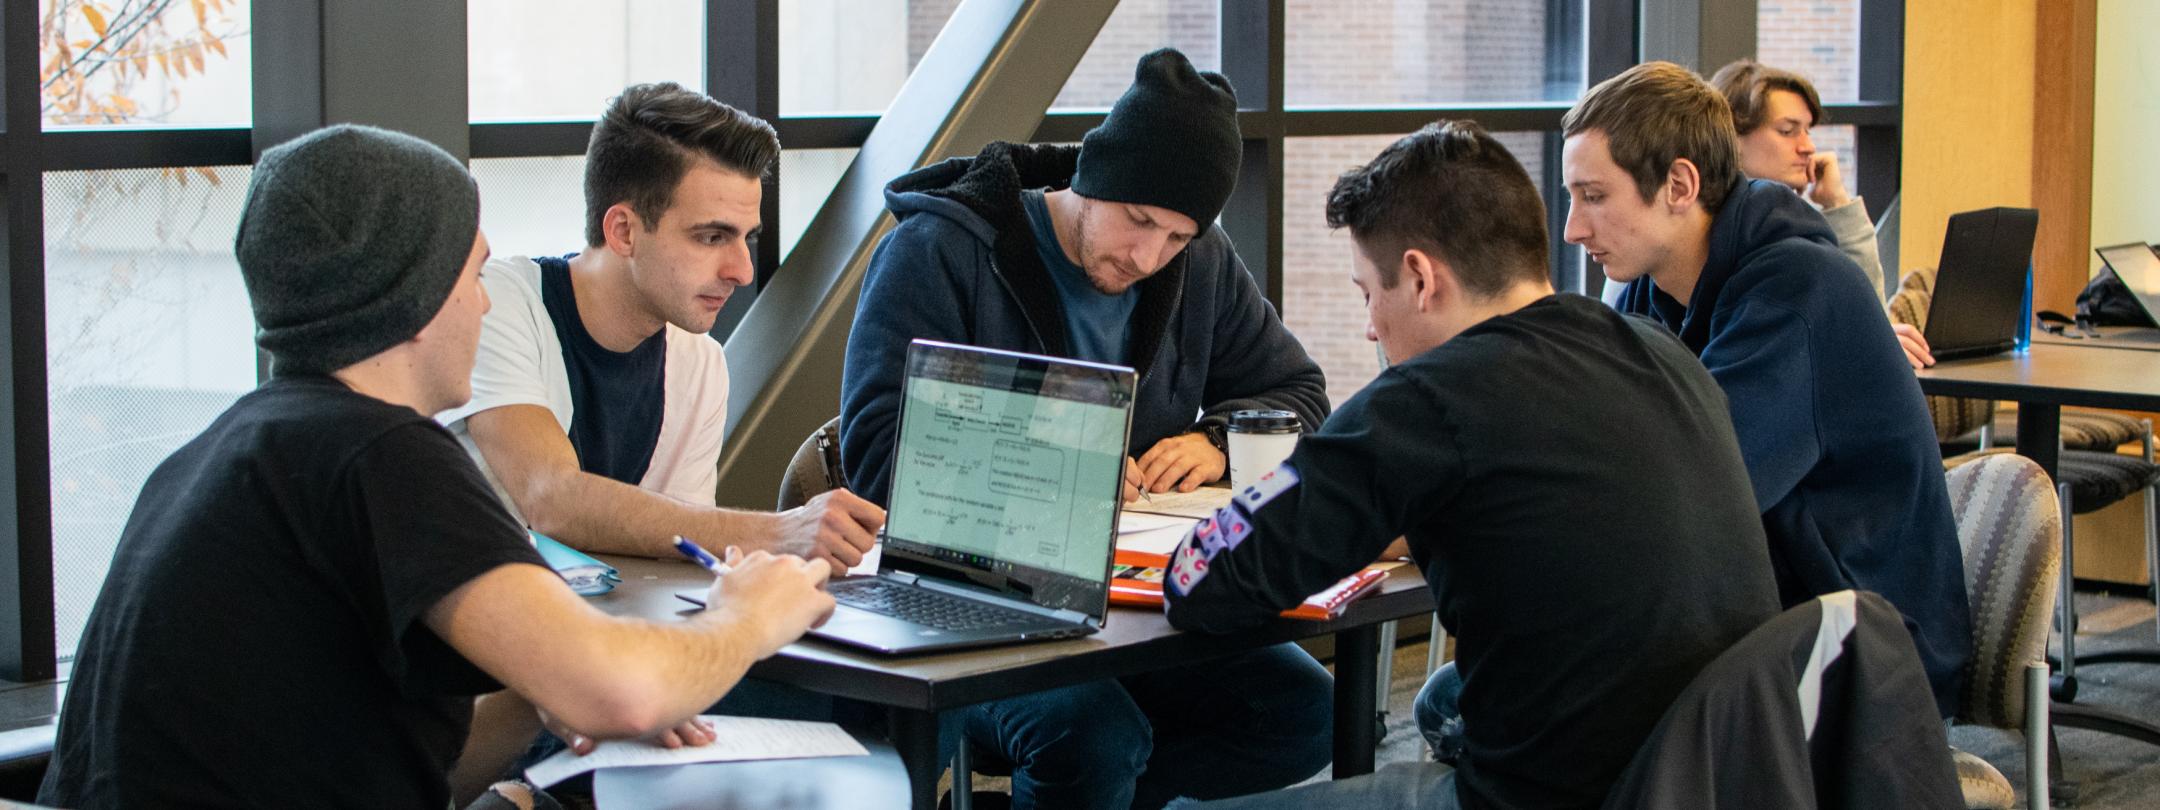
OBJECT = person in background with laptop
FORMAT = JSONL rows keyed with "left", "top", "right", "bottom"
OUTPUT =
{"left": 437, "top": 82, "right": 884, "bottom": 572}
{"left": 39, "top": 125, "right": 840, "bottom": 810}
{"left": 839, "top": 48, "right": 1332, "bottom": 809}
{"left": 1566, "top": 62, "right": 1972, "bottom": 718}
{"left": 1709, "top": 59, "right": 1887, "bottom": 300}
{"left": 1163, "top": 120, "right": 1781, "bottom": 810}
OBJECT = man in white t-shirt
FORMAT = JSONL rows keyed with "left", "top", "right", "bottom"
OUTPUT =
{"left": 438, "top": 82, "right": 883, "bottom": 572}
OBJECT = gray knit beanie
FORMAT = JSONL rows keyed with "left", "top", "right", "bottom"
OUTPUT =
{"left": 234, "top": 124, "right": 480, "bottom": 374}
{"left": 1072, "top": 48, "right": 1242, "bottom": 228}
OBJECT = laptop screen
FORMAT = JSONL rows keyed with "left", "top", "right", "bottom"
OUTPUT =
{"left": 2097, "top": 243, "right": 2160, "bottom": 325}
{"left": 883, "top": 340, "right": 1134, "bottom": 615}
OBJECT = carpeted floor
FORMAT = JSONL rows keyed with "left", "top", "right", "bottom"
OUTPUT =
{"left": 1359, "top": 591, "right": 2160, "bottom": 809}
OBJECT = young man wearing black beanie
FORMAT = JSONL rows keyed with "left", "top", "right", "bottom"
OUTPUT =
{"left": 39, "top": 125, "right": 846, "bottom": 810}
{"left": 839, "top": 48, "right": 1332, "bottom": 810}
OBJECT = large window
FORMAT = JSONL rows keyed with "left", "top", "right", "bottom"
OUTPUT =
{"left": 467, "top": 0, "right": 703, "bottom": 122}
{"left": 471, "top": 156, "right": 589, "bottom": 261}
{"left": 1051, "top": 0, "right": 1219, "bottom": 109}
{"left": 782, "top": 1, "right": 961, "bottom": 116}
{"left": 1286, "top": 0, "right": 1584, "bottom": 106}
{"left": 45, "top": 167, "right": 255, "bottom": 657}
{"left": 38, "top": 0, "right": 253, "bottom": 129}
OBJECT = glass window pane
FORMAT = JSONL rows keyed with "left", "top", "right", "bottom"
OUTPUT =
{"left": 47, "top": 167, "right": 257, "bottom": 658}
{"left": 779, "top": 149, "right": 858, "bottom": 261}
{"left": 782, "top": 1, "right": 961, "bottom": 116}
{"left": 1051, "top": 0, "right": 1220, "bottom": 110}
{"left": 1286, "top": 0, "right": 1584, "bottom": 107}
{"left": 468, "top": 0, "right": 703, "bottom": 122}
{"left": 1283, "top": 132, "right": 1548, "bottom": 406}
{"left": 1756, "top": 0, "right": 1861, "bottom": 102}
{"left": 471, "top": 156, "right": 589, "bottom": 262}
{"left": 39, "top": 0, "right": 253, "bottom": 129}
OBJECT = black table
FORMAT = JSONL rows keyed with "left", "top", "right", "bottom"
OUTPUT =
{"left": 592, "top": 555, "right": 1437, "bottom": 809}
{"left": 1917, "top": 343, "right": 2160, "bottom": 745}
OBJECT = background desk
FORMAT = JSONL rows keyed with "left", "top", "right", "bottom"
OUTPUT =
{"left": 1916, "top": 343, "right": 2160, "bottom": 479}
{"left": 591, "top": 555, "right": 1437, "bottom": 809}
{"left": 1916, "top": 343, "right": 2160, "bottom": 745}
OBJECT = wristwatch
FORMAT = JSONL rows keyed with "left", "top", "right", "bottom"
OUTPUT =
{"left": 1196, "top": 422, "right": 1229, "bottom": 454}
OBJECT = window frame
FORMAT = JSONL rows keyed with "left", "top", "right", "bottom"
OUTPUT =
{"left": 0, "top": 0, "right": 1903, "bottom": 681}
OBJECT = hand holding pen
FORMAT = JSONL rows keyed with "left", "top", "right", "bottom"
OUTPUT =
{"left": 672, "top": 536, "right": 837, "bottom": 656}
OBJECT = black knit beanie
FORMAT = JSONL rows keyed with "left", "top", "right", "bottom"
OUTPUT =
{"left": 1072, "top": 48, "right": 1242, "bottom": 228}
{"left": 234, "top": 124, "right": 480, "bottom": 374}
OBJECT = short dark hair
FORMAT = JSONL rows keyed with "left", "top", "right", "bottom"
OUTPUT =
{"left": 583, "top": 82, "right": 780, "bottom": 247}
{"left": 1561, "top": 61, "right": 1741, "bottom": 214}
{"left": 1324, "top": 120, "right": 1549, "bottom": 296}
{"left": 1707, "top": 59, "right": 1826, "bottom": 136}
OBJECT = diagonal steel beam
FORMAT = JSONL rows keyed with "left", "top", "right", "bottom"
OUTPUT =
{"left": 715, "top": 0, "right": 1118, "bottom": 507}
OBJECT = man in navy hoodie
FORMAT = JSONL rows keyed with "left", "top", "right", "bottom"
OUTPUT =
{"left": 840, "top": 49, "right": 1332, "bottom": 809}
{"left": 1560, "top": 61, "right": 1971, "bottom": 717}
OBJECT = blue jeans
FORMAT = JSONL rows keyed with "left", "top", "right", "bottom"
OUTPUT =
{"left": 1413, "top": 663, "right": 1466, "bottom": 764}
{"left": 940, "top": 642, "right": 1335, "bottom": 810}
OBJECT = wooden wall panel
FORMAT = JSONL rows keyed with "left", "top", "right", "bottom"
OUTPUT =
{"left": 1900, "top": 1, "right": 2036, "bottom": 279}
{"left": 2033, "top": 0, "right": 2098, "bottom": 314}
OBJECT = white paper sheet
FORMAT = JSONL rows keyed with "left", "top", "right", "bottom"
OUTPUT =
{"left": 1116, "top": 511, "right": 1199, "bottom": 535}
{"left": 524, "top": 716, "right": 869, "bottom": 788}
{"left": 1117, "top": 523, "right": 1195, "bottom": 556}
{"left": 1123, "top": 487, "right": 1235, "bottom": 519}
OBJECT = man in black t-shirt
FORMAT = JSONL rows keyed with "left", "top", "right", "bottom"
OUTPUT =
{"left": 39, "top": 125, "right": 841, "bottom": 810}
{"left": 1163, "top": 122, "right": 1781, "bottom": 810}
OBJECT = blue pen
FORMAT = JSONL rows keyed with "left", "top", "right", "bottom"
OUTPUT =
{"left": 673, "top": 536, "right": 732, "bottom": 577}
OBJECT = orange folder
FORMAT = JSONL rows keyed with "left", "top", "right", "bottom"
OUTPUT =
{"left": 1109, "top": 549, "right": 1392, "bottom": 620}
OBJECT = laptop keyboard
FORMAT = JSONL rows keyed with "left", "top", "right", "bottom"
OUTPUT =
{"left": 830, "top": 579, "right": 1049, "bottom": 632}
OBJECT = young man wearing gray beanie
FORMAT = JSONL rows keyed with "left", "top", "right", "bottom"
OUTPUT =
{"left": 40, "top": 124, "right": 845, "bottom": 810}
{"left": 839, "top": 48, "right": 1332, "bottom": 810}
{"left": 438, "top": 82, "right": 885, "bottom": 575}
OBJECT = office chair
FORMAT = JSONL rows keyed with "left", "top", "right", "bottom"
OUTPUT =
{"left": 1946, "top": 452, "right": 2062, "bottom": 808}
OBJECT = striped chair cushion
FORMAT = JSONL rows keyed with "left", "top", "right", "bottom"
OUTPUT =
{"left": 1888, "top": 267, "right": 1995, "bottom": 442}
{"left": 1944, "top": 453, "right": 2061, "bottom": 730}
{"left": 1963, "top": 407, "right": 2147, "bottom": 452}
{"left": 1947, "top": 447, "right": 2159, "bottom": 513}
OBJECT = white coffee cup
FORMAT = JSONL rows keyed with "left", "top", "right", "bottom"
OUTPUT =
{"left": 1227, "top": 409, "right": 1302, "bottom": 492}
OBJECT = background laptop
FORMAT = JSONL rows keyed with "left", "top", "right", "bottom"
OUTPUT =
{"left": 1923, "top": 207, "right": 2041, "bottom": 361}
{"left": 2088, "top": 243, "right": 2160, "bottom": 341}
{"left": 803, "top": 340, "right": 1134, "bottom": 655}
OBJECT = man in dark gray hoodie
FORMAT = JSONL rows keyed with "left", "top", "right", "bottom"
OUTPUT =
{"left": 840, "top": 48, "right": 1332, "bottom": 810}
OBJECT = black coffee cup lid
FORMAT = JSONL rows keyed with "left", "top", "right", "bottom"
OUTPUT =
{"left": 1229, "top": 409, "right": 1301, "bottom": 432}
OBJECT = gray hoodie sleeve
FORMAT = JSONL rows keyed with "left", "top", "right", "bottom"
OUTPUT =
{"left": 1820, "top": 198, "right": 1886, "bottom": 302}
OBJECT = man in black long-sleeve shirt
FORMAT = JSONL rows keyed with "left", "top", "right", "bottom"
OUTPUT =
{"left": 1165, "top": 122, "right": 1781, "bottom": 810}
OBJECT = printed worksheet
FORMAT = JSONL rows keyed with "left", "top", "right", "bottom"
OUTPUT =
{"left": 524, "top": 716, "right": 868, "bottom": 788}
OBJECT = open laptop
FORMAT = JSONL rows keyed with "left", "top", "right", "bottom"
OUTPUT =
{"left": 2086, "top": 243, "right": 2160, "bottom": 342}
{"left": 1923, "top": 207, "right": 2041, "bottom": 361}
{"left": 794, "top": 340, "right": 1133, "bottom": 655}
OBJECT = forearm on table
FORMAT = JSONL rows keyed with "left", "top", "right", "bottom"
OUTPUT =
{"left": 518, "top": 469, "right": 785, "bottom": 558}
{"left": 436, "top": 567, "right": 767, "bottom": 740}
